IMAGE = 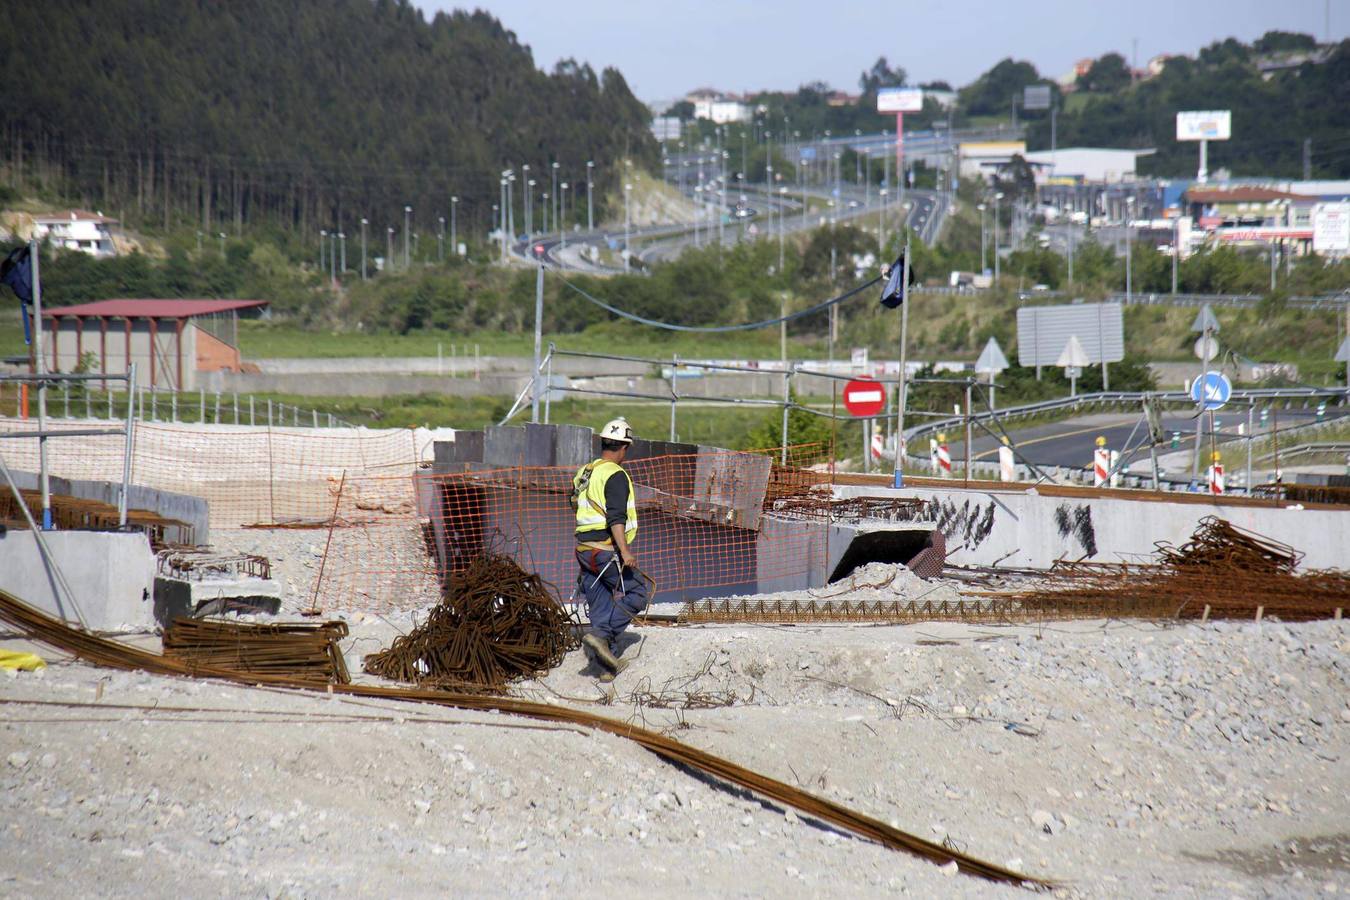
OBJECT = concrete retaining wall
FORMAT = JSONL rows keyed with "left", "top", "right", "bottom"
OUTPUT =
{"left": 0, "top": 530, "right": 157, "bottom": 631}
{"left": 836, "top": 483, "right": 1348, "bottom": 571}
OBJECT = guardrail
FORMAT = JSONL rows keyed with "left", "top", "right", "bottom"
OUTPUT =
{"left": 903, "top": 387, "right": 1350, "bottom": 443}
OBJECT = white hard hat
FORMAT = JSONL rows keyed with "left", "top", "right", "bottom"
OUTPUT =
{"left": 600, "top": 417, "right": 634, "bottom": 444}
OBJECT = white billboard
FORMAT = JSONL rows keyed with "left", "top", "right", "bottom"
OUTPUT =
{"left": 877, "top": 88, "right": 923, "bottom": 113}
{"left": 1313, "top": 203, "right": 1350, "bottom": 254}
{"left": 1176, "top": 110, "right": 1231, "bottom": 141}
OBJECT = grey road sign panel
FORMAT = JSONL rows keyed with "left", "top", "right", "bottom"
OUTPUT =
{"left": 1016, "top": 303, "right": 1124, "bottom": 368}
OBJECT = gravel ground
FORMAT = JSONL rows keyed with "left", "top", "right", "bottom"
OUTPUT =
{"left": 2, "top": 611, "right": 1347, "bottom": 897}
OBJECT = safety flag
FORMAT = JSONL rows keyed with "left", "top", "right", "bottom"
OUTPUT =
{"left": 0, "top": 245, "right": 33, "bottom": 344}
{"left": 879, "top": 249, "right": 916, "bottom": 309}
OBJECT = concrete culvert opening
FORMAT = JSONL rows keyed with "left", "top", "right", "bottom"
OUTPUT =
{"left": 827, "top": 528, "right": 939, "bottom": 583}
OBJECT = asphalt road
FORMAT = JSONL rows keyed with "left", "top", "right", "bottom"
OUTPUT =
{"left": 933, "top": 406, "right": 1346, "bottom": 473}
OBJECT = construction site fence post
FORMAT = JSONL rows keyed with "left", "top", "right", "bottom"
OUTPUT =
{"left": 781, "top": 369, "right": 791, "bottom": 466}
{"left": 119, "top": 363, "right": 137, "bottom": 526}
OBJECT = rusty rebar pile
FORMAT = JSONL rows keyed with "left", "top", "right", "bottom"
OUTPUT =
{"left": 162, "top": 617, "right": 350, "bottom": 683}
{"left": 1005, "top": 517, "right": 1349, "bottom": 622}
{"left": 363, "top": 554, "right": 578, "bottom": 691}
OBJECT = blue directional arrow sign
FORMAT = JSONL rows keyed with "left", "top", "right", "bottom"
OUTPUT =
{"left": 1189, "top": 370, "right": 1232, "bottom": 411}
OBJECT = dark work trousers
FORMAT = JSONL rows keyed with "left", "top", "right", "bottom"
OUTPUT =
{"left": 576, "top": 548, "right": 649, "bottom": 649}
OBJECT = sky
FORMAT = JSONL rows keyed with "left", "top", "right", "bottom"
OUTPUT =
{"left": 416, "top": 0, "right": 1345, "bottom": 102}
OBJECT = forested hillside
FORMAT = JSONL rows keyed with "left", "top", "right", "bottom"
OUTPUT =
{"left": 0, "top": 0, "right": 654, "bottom": 237}
{"left": 1034, "top": 38, "right": 1350, "bottom": 178}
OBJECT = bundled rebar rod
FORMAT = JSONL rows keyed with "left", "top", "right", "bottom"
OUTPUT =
{"left": 0, "top": 585, "right": 1051, "bottom": 888}
{"left": 1003, "top": 517, "right": 1348, "bottom": 622}
{"left": 363, "top": 554, "right": 578, "bottom": 691}
{"left": 163, "top": 617, "right": 349, "bottom": 684}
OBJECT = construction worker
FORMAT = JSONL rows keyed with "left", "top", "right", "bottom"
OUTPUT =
{"left": 572, "top": 417, "right": 647, "bottom": 680}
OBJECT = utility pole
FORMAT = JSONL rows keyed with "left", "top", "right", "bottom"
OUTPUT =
{"left": 450, "top": 197, "right": 458, "bottom": 259}
{"left": 551, "top": 162, "right": 560, "bottom": 238}
{"left": 386, "top": 227, "right": 393, "bottom": 272}
{"left": 977, "top": 203, "right": 987, "bottom": 272}
{"left": 360, "top": 218, "right": 368, "bottom": 280}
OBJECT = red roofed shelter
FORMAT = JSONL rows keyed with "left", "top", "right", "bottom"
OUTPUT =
{"left": 39, "top": 299, "right": 268, "bottom": 390}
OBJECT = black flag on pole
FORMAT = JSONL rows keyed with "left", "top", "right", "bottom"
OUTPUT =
{"left": 0, "top": 245, "right": 33, "bottom": 344}
{"left": 879, "top": 249, "right": 916, "bottom": 309}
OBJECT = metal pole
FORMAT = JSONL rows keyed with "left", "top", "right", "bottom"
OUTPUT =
{"left": 119, "top": 363, "right": 136, "bottom": 526}
{"left": 404, "top": 205, "right": 411, "bottom": 268}
{"left": 669, "top": 352, "right": 678, "bottom": 441}
{"left": 543, "top": 353, "right": 553, "bottom": 424}
{"left": 1171, "top": 218, "right": 1179, "bottom": 295}
{"left": 1246, "top": 403, "right": 1254, "bottom": 494}
{"left": 531, "top": 261, "right": 544, "bottom": 422}
{"left": 30, "top": 240, "right": 51, "bottom": 529}
{"left": 587, "top": 161, "right": 594, "bottom": 232}
{"left": 892, "top": 236, "right": 911, "bottom": 486}
{"left": 361, "top": 218, "right": 368, "bottom": 281}
{"left": 964, "top": 381, "right": 973, "bottom": 488}
{"left": 781, "top": 370, "right": 791, "bottom": 466}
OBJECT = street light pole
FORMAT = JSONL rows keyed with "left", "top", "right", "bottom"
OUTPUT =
{"left": 360, "top": 218, "right": 368, "bottom": 280}
{"left": 623, "top": 182, "right": 633, "bottom": 272}
{"left": 560, "top": 182, "right": 569, "bottom": 251}
{"left": 551, "top": 161, "right": 560, "bottom": 238}
{"left": 338, "top": 232, "right": 346, "bottom": 276}
{"left": 1125, "top": 196, "right": 1135, "bottom": 302}
{"left": 404, "top": 205, "right": 412, "bottom": 269}
{"left": 386, "top": 227, "right": 393, "bottom": 272}
{"left": 977, "top": 203, "right": 987, "bottom": 272}
{"left": 879, "top": 188, "right": 888, "bottom": 254}
{"left": 586, "top": 160, "right": 594, "bottom": 232}
{"left": 450, "top": 197, "right": 458, "bottom": 259}
{"left": 438, "top": 216, "right": 445, "bottom": 262}
{"left": 993, "top": 192, "right": 1003, "bottom": 283}
{"left": 892, "top": 235, "right": 912, "bottom": 487}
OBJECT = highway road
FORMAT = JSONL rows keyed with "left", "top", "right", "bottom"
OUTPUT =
{"left": 932, "top": 406, "right": 1347, "bottom": 475}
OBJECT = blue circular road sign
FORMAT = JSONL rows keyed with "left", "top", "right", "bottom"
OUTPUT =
{"left": 1189, "top": 371, "right": 1232, "bottom": 411}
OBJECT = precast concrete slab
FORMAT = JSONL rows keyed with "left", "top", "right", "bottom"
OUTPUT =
{"left": 0, "top": 529, "right": 156, "bottom": 631}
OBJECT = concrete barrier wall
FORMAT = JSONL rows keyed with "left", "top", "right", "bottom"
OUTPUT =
{"left": 836, "top": 483, "right": 1348, "bottom": 571}
{"left": 0, "top": 530, "right": 156, "bottom": 631}
{"left": 200, "top": 371, "right": 528, "bottom": 398}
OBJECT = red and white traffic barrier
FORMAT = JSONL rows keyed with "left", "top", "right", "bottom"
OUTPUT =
{"left": 937, "top": 433, "right": 952, "bottom": 479}
{"left": 998, "top": 440, "right": 1016, "bottom": 482}
{"left": 1208, "top": 452, "right": 1224, "bottom": 495}
{"left": 870, "top": 424, "right": 885, "bottom": 461}
{"left": 1093, "top": 437, "right": 1109, "bottom": 487}
{"left": 929, "top": 438, "right": 939, "bottom": 474}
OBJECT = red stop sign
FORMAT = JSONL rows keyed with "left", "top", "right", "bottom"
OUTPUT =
{"left": 842, "top": 377, "right": 886, "bottom": 417}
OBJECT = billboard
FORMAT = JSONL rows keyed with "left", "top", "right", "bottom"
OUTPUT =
{"left": 1016, "top": 303, "right": 1125, "bottom": 368}
{"left": 1313, "top": 203, "right": 1350, "bottom": 254}
{"left": 1023, "top": 85, "right": 1052, "bottom": 110}
{"left": 877, "top": 87, "right": 923, "bottom": 113}
{"left": 1176, "top": 110, "right": 1231, "bottom": 141}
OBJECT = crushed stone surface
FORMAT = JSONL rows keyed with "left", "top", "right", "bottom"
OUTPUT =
{"left": 2, "top": 611, "right": 1347, "bottom": 897}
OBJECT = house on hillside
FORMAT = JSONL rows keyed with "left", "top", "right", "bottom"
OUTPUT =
{"left": 32, "top": 210, "right": 118, "bottom": 258}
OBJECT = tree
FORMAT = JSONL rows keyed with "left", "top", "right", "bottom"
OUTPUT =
{"left": 664, "top": 100, "right": 695, "bottom": 120}
{"left": 1077, "top": 53, "right": 1131, "bottom": 93}
{"left": 859, "top": 57, "right": 906, "bottom": 94}
{"left": 958, "top": 58, "right": 1042, "bottom": 117}
{"left": 1253, "top": 30, "right": 1317, "bottom": 54}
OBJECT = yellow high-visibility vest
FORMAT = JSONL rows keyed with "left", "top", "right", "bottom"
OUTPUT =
{"left": 573, "top": 459, "right": 637, "bottom": 545}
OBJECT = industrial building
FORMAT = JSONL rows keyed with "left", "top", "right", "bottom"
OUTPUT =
{"left": 39, "top": 298, "right": 268, "bottom": 390}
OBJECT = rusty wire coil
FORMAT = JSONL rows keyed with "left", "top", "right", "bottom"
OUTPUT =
{"left": 363, "top": 554, "right": 579, "bottom": 691}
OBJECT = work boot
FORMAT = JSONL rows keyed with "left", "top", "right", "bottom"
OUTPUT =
{"left": 598, "top": 658, "right": 630, "bottom": 683}
{"left": 582, "top": 632, "right": 621, "bottom": 672}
